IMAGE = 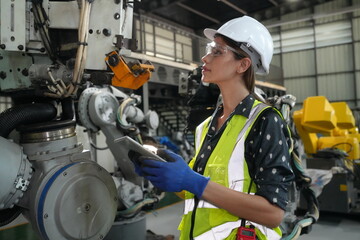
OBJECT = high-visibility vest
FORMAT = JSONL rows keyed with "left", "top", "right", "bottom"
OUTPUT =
{"left": 178, "top": 100, "right": 282, "bottom": 240}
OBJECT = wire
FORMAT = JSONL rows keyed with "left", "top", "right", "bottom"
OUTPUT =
{"left": 32, "top": 2, "right": 56, "bottom": 61}
{"left": 90, "top": 141, "right": 109, "bottom": 151}
{"left": 331, "top": 142, "right": 353, "bottom": 154}
{"left": 66, "top": 0, "right": 93, "bottom": 97}
{"left": 116, "top": 192, "right": 165, "bottom": 217}
{"left": 282, "top": 218, "right": 314, "bottom": 240}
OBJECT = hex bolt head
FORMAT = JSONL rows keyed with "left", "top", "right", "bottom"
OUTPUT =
{"left": 0, "top": 71, "right": 6, "bottom": 79}
{"left": 102, "top": 28, "right": 112, "bottom": 37}
{"left": 108, "top": 54, "right": 119, "bottom": 67}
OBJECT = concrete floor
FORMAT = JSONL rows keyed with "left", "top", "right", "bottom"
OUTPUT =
{"left": 146, "top": 201, "right": 360, "bottom": 240}
{"left": 1, "top": 201, "right": 359, "bottom": 239}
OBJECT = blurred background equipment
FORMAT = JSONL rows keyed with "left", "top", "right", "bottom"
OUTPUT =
{"left": 293, "top": 96, "right": 360, "bottom": 214}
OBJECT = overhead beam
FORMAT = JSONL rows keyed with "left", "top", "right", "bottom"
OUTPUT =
{"left": 266, "top": 4, "right": 360, "bottom": 28}
{"left": 176, "top": 2, "right": 220, "bottom": 24}
{"left": 217, "top": 0, "right": 247, "bottom": 15}
{"left": 267, "top": 0, "right": 279, "bottom": 7}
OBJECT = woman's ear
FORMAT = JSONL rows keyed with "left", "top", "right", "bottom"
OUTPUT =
{"left": 237, "top": 58, "right": 252, "bottom": 74}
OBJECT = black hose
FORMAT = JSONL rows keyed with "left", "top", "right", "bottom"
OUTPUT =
{"left": 0, "top": 103, "right": 57, "bottom": 138}
{"left": 61, "top": 97, "right": 74, "bottom": 121}
{"left": 0, "top": 207, "right": 24, "bottom": 227}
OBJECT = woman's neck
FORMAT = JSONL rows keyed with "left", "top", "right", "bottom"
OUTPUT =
{"left": 219, "top": 85, "right": 249, "bottom": 117}
{"left": 216, "top": 82, "right": 249, "bottom": 130}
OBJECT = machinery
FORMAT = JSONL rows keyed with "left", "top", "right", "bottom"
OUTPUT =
{"left": 293, "top": 96, "right": 360, "bottom": 214}
{"left": 0, "top": 1, "right": 164, "bottom": 239}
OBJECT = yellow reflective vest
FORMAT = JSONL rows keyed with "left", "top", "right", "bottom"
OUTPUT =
{"left": 178, "top": 100, "right": 283, "bottom": 240}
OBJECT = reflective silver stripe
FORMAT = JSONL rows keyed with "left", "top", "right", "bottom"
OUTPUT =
{"left": 194, "top": 220, "right": 242, "bottom": 240}
{"left": 194, "top": 220, "right": 281, "bottom": 240}
{"left": 247, "top": 221, "right": 281, "bottom": 240}
{"left": 194, "top": 117, "right": 210, "bottom": 150}
{"left": 229, "top": 103, "right": 269, "bottom": 192}
{"left": 184, "top": 198, "right": 217, "bottom": 214}
{"left": 236, "top": 103, "right": 268, "bottom": 143}
{"left": 184, "top": 193, "right": 256, "bottom": 214}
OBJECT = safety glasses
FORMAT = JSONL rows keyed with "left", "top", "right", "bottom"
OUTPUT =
{"left": 205, "top": 41, "right": 243, "bottom": 57}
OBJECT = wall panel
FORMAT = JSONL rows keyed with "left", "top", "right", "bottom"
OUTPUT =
{"left": 353, "top": 18, "right": 360, "bottom": 41}
{"left": 280, "top": 8, "right": 313, "bottom": 31}
{"left": 354, "top": 0, "right": 360, "bottom": 17}
{"left": 282, "top": 50, "right": 315, "bottom": 78}
{"left": 316, "top": 44, "right": 354, "bottom": 73}
{"left": 356, "top": 72, "right": 360, "bottom": 101}
{"left": 318, "top": 73, "right": 355, "bottom": 101}
{"left": 315, "top": 21, "right": 352, "bottom": 47}
{"left": 284, "top": 77, "right": 317, "bottom": 103}
{"left": 355, "top": 43, "right": 360, "bottom": 70}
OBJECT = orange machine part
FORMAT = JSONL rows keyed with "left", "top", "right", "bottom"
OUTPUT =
{"left": 105, "top": 51, "right": 154, "bottom": 90}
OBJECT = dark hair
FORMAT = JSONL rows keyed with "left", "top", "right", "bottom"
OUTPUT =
{"left": 214, "top": 34, "right": 255, "bottom": 94}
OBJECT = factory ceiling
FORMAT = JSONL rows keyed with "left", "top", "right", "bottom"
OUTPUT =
{"left": 134, "top": 0, "right": 335, "bottom": 34}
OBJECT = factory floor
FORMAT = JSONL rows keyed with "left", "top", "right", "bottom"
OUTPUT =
{"left": 1, "top": 199, "right": 359, "bottom": 239}
{"left": 147, "top": 201, "right": 360, "bottom": 240}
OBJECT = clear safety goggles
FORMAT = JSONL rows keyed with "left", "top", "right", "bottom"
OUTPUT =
{"left": 205, "top": 41, "right": 244, "bottom": 57}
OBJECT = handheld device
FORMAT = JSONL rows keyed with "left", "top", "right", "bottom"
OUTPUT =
{"left": 237, "top": 226, "right": 256, "bottom": 240}
{"left": 114, "top": 136, "right": 166, "bottom": 164}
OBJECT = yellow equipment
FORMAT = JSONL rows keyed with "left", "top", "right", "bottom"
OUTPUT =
{"left": 293, "top": 96, "right": 359, "bottom": 170}
{"left": 105, "top": 51, "right": 155, "bottom": 90}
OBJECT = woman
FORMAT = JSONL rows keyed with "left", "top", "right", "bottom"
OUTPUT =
{"left": 135, "top": 16, "right": 294, "bottom": 240}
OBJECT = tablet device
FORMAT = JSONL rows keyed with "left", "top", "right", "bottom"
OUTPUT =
{"left": 114, "top": 136, "right": 166, "bottom": 164}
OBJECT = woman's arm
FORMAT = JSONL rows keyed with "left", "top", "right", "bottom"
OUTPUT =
{"left": 202, "top": 180, "right": 284, "bottom": 228}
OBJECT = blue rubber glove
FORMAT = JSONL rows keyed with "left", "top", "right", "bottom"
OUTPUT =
{"left": 139, "top": 149, "right": 210, "bottom": 199}
{"left": 132, "top": 160, "right": 144, "bottom": 177}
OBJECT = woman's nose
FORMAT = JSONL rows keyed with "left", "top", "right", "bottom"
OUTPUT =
{"left": 201, "top": 54, "right": 209, "bottom": 63}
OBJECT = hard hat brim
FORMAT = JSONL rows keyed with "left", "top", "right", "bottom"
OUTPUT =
{"left": 203, "top": 28, "right": 217, "bottom": 40}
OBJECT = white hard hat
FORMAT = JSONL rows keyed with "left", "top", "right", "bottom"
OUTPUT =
{"left": 204, "top": 16, "right": 273, "bottom": 75}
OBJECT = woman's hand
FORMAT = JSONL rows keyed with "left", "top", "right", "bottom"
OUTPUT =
{"left": 135, "top": 150, "right": 210, "bottom": 198}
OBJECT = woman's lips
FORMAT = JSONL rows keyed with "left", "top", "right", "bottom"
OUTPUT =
{"left": 202, "top": 66, "right": 210, "bottom": 72}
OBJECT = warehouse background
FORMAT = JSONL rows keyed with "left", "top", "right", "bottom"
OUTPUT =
{"left": 1, "top": 0, "right": 360, "bottom": 130}
{"left": 130, "top": 0, "right": 360, "bottom": 108}
{"left": 1, "top": 0, "right": 360, "bottom": 239}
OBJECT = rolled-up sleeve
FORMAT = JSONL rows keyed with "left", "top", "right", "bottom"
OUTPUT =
{"left": 245, "top": 108, "right": 295, "bottom": 210}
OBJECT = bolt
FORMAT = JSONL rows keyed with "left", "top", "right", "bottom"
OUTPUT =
{"left": 63, "top": 172, "right": 67, "bottom": 176}
{"left": 84, "top": 203, "right": 91, "bottom": 212}
{"left": 18, "top": 45, "right": 24, "bottom": 51}
{"left": 114, "top": 13, "right": 120, "bottom": 20}
{"left": 107, "top": 54, "right": 119, "bottom": 67}
{"left": 21, "top": 68, "right": 29, "bottom": 76}
{"left": 0, "top": 44, "right": 6, "bottom": 49}
{"left": 102, "top": 28, "right": 111, "bottom": 37}
{"left": 0, "top": 71, "right": 6, "bottom": 79}
{"left": 44, "top": 213, "right": 48, "bottom": 219}
{"left": 99, "top": 235, "right": 104, "bottom": 240}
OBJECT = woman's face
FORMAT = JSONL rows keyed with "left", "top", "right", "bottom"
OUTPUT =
{"left": 201, "top": 37, "right": 240, "bottom": 85}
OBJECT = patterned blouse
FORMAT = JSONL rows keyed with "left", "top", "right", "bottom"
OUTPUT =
{"left": 192, "top": 94, "right": 295, "bottom": 210}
